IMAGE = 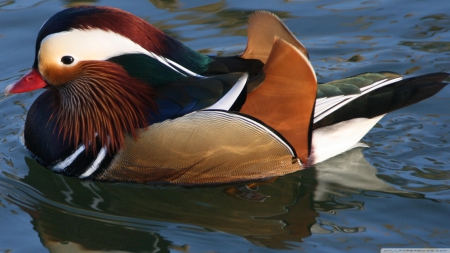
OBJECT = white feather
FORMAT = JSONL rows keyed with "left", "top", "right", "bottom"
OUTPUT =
{"left": 310, "top": 115, "right": 385, "bottom": 165}
{"left": 205, "top": 73, "right": 249, "bottom": 111}
{"left": 314, "top": 77, "right": 403, "bottom": 123}
{"left": 39, "top": 28, "right": 204, "bottom": 78}
{"left": 50, "top": 144, "right": 85, "bottom": 172}
{"left": 79, "top": 146, "right": 107, "bottom": 178}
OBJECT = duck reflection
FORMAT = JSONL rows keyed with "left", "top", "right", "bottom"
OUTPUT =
{"left": 17, "top": 147, "right": 415, "bottom": 251}
{"left": 312, "top": 147, "right": 414, "bottom": 204}
{"left": 20, "top": 157, "right": 316, "bottom": 251}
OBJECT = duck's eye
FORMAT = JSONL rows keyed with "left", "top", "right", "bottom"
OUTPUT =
{"left": 61, "top": 56, "right": 74, "bottom": 65}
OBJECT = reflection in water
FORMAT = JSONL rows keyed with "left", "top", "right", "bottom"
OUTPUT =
{"left": 149, "top": 0, "right": 181, "bottom": 11}
{"left": 304, "top": 148, "right": 420, "bottom": 235}
{"left": 62, "top": 0, "right": 98, "bottom": 8}
{"left": 15, "top": 157, "right": 316, "bottom": 251}
{"left": 0, "top": 0, "right": 44, "bottom": 10}
{"left": 3, "top": 147, "right": 421, "bottom": 251}
{"left": 402, "top": 13, "right": 450, "bottom": 39}
{"left": 400, "top": 41, "right": 450, "bottom": 53}
{"left": 312, "top": 148, "right": 418, "bottom": 204}
{"left": 144, "top": 0, "right": 293, "bottom": 56}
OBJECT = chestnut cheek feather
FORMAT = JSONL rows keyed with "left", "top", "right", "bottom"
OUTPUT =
{"left": 50, "top": 61, "right": 157, "bottom": 155}
{"left": 39, "top": 60, "right": 79, "bottom": 86}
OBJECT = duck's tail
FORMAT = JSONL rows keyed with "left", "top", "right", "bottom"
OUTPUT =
{"left": 213, "top": 10, "right": 450, "bottom": 167}
{"left": 310, "top": 72, "right": 449, "bottom": 165}
{"left": 240, "top": 37, "right": 317, "bottom": 166}
{"left": 314, "top": 72, "right": 449, "bottom": 128}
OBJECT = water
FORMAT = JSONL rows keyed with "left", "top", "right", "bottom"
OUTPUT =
{"left": 1, "top": 0, "right": 450, "bottom": 252}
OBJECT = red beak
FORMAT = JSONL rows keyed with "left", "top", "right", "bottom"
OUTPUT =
{"left": 4, "top": 68, "right": 47, "bottom": 94}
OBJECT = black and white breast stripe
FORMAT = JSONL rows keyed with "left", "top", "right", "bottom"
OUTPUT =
{"left": 50, "top": 144, "right": 86, "bottom": 172}
{"left": 47, "top": 144, "right": 112, "bottom": 179}
{"left": 79, "top": 146, "right": 107, "bottom": 178}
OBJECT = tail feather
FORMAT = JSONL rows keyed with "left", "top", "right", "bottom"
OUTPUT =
{"left": 240, "top": 11, "right": 309, "bottom": 63}
{"left": 314, "top": 72, "right": 449, "bottom": 129}
{"left": 240, "top": 37, "right": 317, "bottom": 165}
{"left": 310, "top": 72, "right": 448, "bottom": 165}
{"left": 317, "top": 72, "right": 402, "bottom": 98}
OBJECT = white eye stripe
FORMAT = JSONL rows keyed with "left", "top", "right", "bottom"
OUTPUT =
{"left": 39, "top": 28, "right": 204, "bottom": 77}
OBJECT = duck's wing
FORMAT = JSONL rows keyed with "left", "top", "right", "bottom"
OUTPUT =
{"left": 203, "top": 56, "right": 266, "bottom": 93}
{"left": 94, "top": 25, "right": 314, "bottom": 185}
{"left": 150, "top": 72, "right": 248, "bottom": 123}
{"left": 96, "top": 110, "right": 301, "bottom": 185}
{"left": 204, "top": 10, "right": 308, "bottom": 75}
{"left": 240, "top": 37, "right": 317, "bottom": 165}
{"left": 204, "top": 11, "right": 309, "bottom": 92}
{"left": 240, "top": 11, "right": 308, "bottom": 62}
{"left": 109, "top": 52, "right": 251, "bottom": 122}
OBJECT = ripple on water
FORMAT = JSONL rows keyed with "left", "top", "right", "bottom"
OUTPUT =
{"left": 364, "top": 112, "right": 450, "bottom": 200}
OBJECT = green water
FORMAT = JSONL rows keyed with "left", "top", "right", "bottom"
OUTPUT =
{"left": 1, "top": 0, "right": 450, "bottom": 252}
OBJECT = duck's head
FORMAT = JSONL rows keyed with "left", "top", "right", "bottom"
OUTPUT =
{"left": 8, "top": 6, "right": 174, "bottom": 92}
{"left": 5, "top": 6, "right": 210, "bottom": 154}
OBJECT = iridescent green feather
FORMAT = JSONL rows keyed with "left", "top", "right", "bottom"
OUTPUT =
{"left": 317, "top": 72, "right": 402, "bottom": 98}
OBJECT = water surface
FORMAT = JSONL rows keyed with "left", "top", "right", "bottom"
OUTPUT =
{"left": 1, "top": 0, "right": 450, "bottom": 252}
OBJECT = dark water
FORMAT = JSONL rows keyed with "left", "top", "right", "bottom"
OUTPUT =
{"left": 1, "top": 0, "right": 450, "bottom": 252}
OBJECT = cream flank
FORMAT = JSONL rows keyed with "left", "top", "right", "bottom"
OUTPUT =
{"left": 211, "top": 110, "right": 298, "bottom": 159}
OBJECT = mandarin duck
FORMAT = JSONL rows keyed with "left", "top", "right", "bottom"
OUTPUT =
{"left": 4, "top": 6, "right": 449, "bottom": 185}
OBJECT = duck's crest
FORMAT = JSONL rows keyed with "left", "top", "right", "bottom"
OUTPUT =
{"left": 34, "top": 6, "right": 211, "bottom": 74}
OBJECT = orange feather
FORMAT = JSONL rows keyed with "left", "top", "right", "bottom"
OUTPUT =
{"left": 240, "top": 37, "right": 317, "bottom": 165}
{"left": 49, "top": 61, "right": 157, "bottom": 154}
